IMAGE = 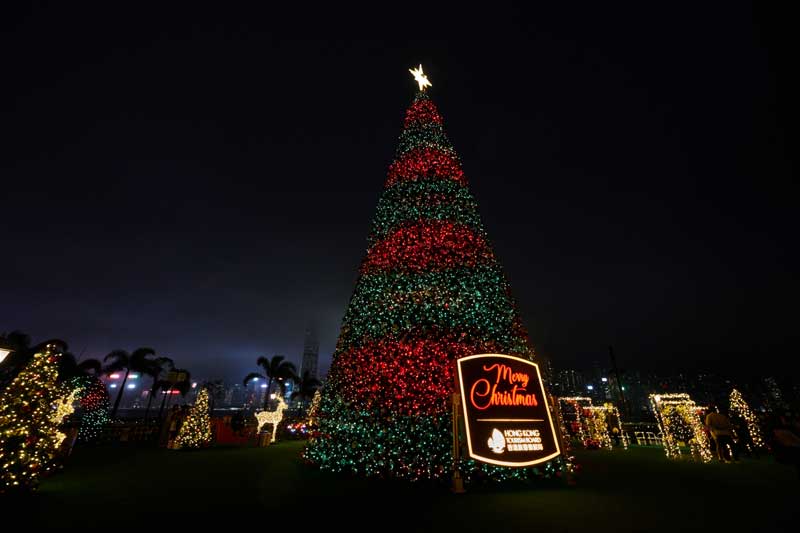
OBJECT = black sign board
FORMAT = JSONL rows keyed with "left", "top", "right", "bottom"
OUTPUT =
{"left": 456, "top": 354, "right": 560, "bottom": 467}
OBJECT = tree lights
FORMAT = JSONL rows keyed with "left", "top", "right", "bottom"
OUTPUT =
{"left": 305, "top": 73, "right": 560, "bottom": 482}
{"left": 649, "top": 393, "right": 712, "bottom": 463}
{"left": 307, "top": 390, "right": 321, "bottom": 427}
{"left": 0, "top": 343, "right": 65, "bottom": 492}
{"left": 70, "top": 376, "right": 111, "bottom": 443}
{"left": 175, "top": 388, "right": 212, "bottom": 449}
{"left": 728, "top": 389, "right": 765, "bottom": 451}
{"left": 51, "top": 388, "right": 80, "bottom": 448}
{"left": 558, "top": 397, "right": 627, "bottom": 450}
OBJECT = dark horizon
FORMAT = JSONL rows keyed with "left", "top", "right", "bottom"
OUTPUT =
{"left": 1, "top": 4, "right": 796, "bottom": 383}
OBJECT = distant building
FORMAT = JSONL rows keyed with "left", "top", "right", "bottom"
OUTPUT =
{"left": 554, "top": 369, "right": 585, "bottom": 396}
{"left": 300, "top": 325, "right": 320, "bottom": 379}
{"left": 225, "top": 383, "right": 245, "bottom": 408}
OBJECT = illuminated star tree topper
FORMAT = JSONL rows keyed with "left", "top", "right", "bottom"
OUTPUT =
{"left": 409, "top": 64, "right": 432, "bottom": 91}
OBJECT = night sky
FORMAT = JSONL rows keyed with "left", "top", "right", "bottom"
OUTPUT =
{"left": 1, "top": 3, "right": 795, "bottom": 382}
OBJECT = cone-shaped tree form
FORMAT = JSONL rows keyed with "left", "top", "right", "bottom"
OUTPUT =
{"left": 0, "top": 343, "right": 65, "bottom": 492}
{"left": 69, "top": 376, "right": 111, "bottom": 443}
{"left": 306, "top": 89, "right": 559, "bottom": 481}
{"left": 175, "top": 388, "right": 212, "bottom": 449}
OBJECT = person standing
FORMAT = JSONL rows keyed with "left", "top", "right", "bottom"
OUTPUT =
{"left": 705, "top": 406, "right": 737, "bottom": 462}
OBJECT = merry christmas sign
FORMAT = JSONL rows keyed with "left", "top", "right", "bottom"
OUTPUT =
{"left": 457, "top": 354, "right": 560, "bottom": 467}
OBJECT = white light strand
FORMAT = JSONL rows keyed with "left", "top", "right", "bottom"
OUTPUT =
{"left": 650, "top": 393, "right": 712, "bottom": 463}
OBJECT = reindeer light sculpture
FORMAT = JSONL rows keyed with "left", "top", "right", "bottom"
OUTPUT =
{"left": 255, "top": 395, "right": 289, "bottom": 443}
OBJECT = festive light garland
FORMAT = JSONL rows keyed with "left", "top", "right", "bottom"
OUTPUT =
{"left": 361, "top": 220, "right": 493, "bottom": 274}
{"left": 51, "top": 388, "right": 80, "bottom": 448}
{"left": 558, "top": 397, "right": 590, "bottom": 444}
{"left": 0, "top": 344, "right": 65, "bottom": 492}
{"left": 557, "top": 398, "right": 628, "bottom": 450}
{"left": 386, "top": 147, "right": 466, "bottom": 188}
{"left": 70, "top": 376, "right": 111, "bottom": 444}
{"left": 338, "top": 267, "right": 526, "bottom": 352}
{"left": 370, "top": 179, "right": 482, "bottom": 244}
{"left": 728, "top": 389, "right": 765, "bottom": 451}
{"left": 307, "top": 390, "right": 321, "bottom": 427}
{"left": 404, "top": 97, "right": 443, "bottom": 127}
{"left": 550, "top": 396, "right": 578, "bottom": 483}
{"left": 175, "top": 388, "right": 212, "bottom": 449}
{"left": 255, "top": 396, "right": 289, "bottom": 443}
{"left": 395, "top": 95, "right": 454, "bottom": 157}
{"left": 595, "top": 404, "right": 628, "bottom": 450}
{"left": 305, "top": 87, "right": 564, "bottom": 482}
{"left": 649, "top": 393, "right": 712, "bottom": 463}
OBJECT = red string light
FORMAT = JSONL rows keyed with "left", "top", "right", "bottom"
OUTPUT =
{"left": 361, "top": 220, "right": 492, "bottom": 274}
{"left": 386, "top": 147, "right": 466, "bottom": 188}
{"left": 404, "top": 97, "right": 443, "bottom": 128}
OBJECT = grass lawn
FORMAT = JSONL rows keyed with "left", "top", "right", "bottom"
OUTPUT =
{"left": 5, "top": 442, "right": 796, "bottom": 531}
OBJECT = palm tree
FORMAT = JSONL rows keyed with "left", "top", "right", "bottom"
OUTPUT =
{"left": 157, "top": 368, "right": 191, "bottom": 419}
{"left": 58, "top": 351, "right": 102, "bottom": 383}
{"left": 143, "top": 356, "right": 174, "bottom": 421}
{"left": 104, "top": 347, "right": 156, "bottom": 417}
{"left": 243, "top": 355, "right": 297, "bottom": 409}
{"left": 291, "top": 371, "right": 322, "bottom": 408}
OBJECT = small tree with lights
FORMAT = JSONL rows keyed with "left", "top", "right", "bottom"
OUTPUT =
{"left": 0, "top": 341, "right": 66, "bottom": 492}
{"left": 174, "top": 387, "right": 212, "bottom": 449}
{"left": 69, "top": 376, "right": 111, "bottom": 443}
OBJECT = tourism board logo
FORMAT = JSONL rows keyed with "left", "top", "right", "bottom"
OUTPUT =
{"left": 488, "top": 428, "right": 506, "bottom": 453}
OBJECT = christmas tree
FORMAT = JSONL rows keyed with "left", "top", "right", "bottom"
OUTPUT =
{"left": 175, "top": 388, "right": 212, "bottom": 449}
{"left": 306, "top": 67, "right": 557, "bottom": 481}
{"left": 0, "top": 342, "right": 65, "bottom": 492}
{"left": 69, "top": 376, "right": 111, "bottom": 443}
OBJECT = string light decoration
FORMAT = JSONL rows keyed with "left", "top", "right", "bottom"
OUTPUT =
{"left": 728, "top": 389, "right": 765, "bottom": 451}
{"left": 595, "top": 403, "right": 628, "bottom": 450}
{"left": 255, "top": 395, "right": 289, "bottom": 443}
{"left": 550, "top": 396, "right": 578, "bottom": 483}
{"left": 557, "top": 398, "right": 627, "bottom": 450}
{"left": 305, "top": 77, "right": 566, "bottom": 482}
{"left": 69, "top": 376, "right": 111, "bottom": 443}
{"left": 175, "top": 388, "right": 212, "bottom": 449}
{"left": 307, "top": 390, "right": 321, "bottom": 427}
{"left": 558, "top": 397, "right": 591, "bottom": 444}
{"left": 0, "top": 343, "right": 65, "bottom": 492}
{"left": 51, "top": 388, "right": 80, "bottom": 448}
{"left": 649, "top": 393, "right": 712, "bottom": 463}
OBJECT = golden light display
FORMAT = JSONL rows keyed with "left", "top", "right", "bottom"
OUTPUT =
{"left": 0, "top": 343, "right": 65, "bottom": 492}
{"left": 175, "top": 388, "right": 212, "bottom": 449}
{"left": 255, "top": 395, "right": 289, "bottom": 443}
{"left": 52, "top": 388, "right": 81, "bottom": 448}
{"left": 558, "top": 397, "right": 627, "bottom": 450}
{"left": 728, "top": 388, "right": 765, "bottom": 451}
{"left": 306, "top": 390, "right": 321, "bottom": 427}
{"left": 558, "top": 397, "right": 591, "bottom": 444}
{"left": 649, "top": 393, "right": 712, "bottom": 463}
{"left": 409, "top": 64, "right": 432, "bottom": 91}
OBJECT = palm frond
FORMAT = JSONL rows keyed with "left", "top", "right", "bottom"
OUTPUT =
{"left": 77, "top": 358, "right": 102, "bottom": 375}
